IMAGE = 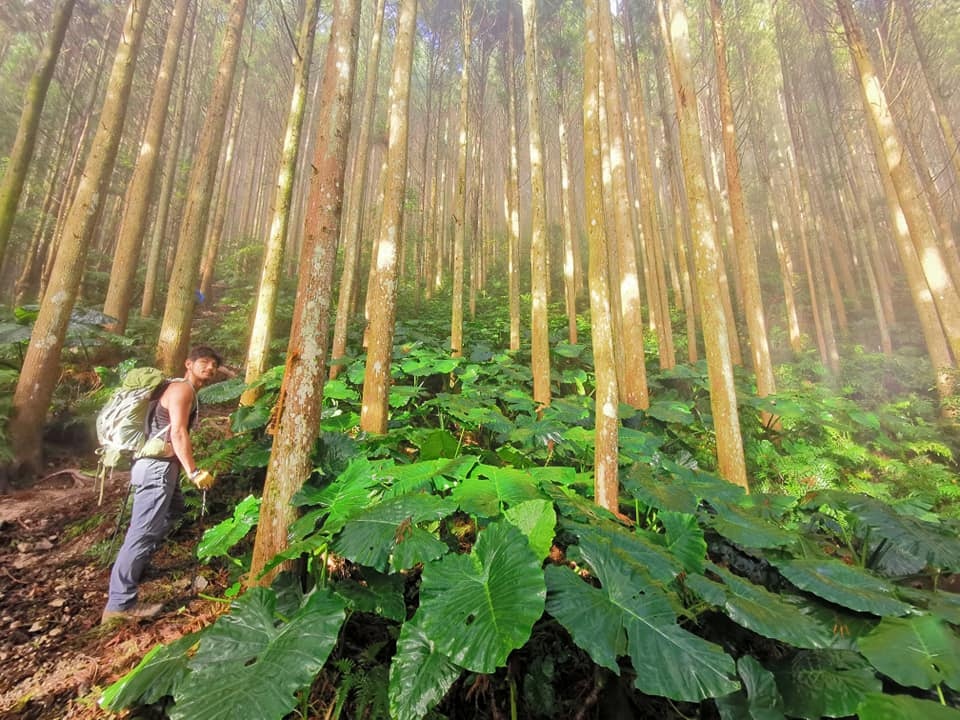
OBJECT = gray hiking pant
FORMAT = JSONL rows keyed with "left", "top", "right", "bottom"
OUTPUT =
{"left": 105, "top": 457, "right": 183, "bottom": 611}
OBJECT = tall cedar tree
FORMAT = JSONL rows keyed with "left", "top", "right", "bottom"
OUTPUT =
{"left": 521, "top": 0, "right": 551, "bottom": 411}
{"left": 10, "top": 0, "right": 151, "bottom": 475}
{"left": 156, "top": 0, "right": 248, "bottom": 374}
{"left": 0, "top": 0, "right": 77, "bottom": 265}
{"left": 662, "top": 0, "right": 748, "bottom": 489}
{"left": 584, "top": 0, "right": 620, "bottom": 512}
{"left": 836, "top": 0, "right": 960, "bottom": 368}
{"left": 241, "top": 0, "right": 321, "bottom": 405}
{"left": 249, "top": 0, "right": 361, "bottom": 584}
{"left": 451, "top": 0, "right": 471, "bottom": 358}
{"left": 359, "top": 0, "right": 419, "bottom": 433}
{"left": 102, "top": 0, "right": 190, "bottom": 333}
{"left": 329, "top": 0, "right": 386, "bottom": 380}
{"left": 598, "top": 0, "right": 648, "bottom": 410}
{"left": 708, "top": 0, "right": 776, "bottom": 412}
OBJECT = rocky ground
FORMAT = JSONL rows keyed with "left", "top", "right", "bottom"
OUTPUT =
{"left": 0, "top": 465, "right": 230, "bottom": 719}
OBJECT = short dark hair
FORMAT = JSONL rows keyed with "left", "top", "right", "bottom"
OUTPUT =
{"left": 188, "top": 345, "right": 223, "bottom": 367}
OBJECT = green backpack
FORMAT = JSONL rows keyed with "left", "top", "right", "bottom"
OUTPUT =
{"left": 95, "top": 367, "right": 169, "bottom": 475}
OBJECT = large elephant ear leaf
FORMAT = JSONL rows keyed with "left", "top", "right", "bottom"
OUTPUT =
{"left": 857, "top": 615, "right": 960, "bottom": 690}
{"left": 560, "top": 533, "right": 739, "bottom": 702}
{"left": 388, "top": 620, "right": 462, "bottom": 720}
{"left": 417, "top": 520, "right": 546, "bottom": 674}
{"left": 332, "top": 493, "right": 454, "bottom": 572}
{"left": 450, "top": 464, "right": 543, "bottom": 518}
{"left": 770, "top": 650, "right": 881, "bottom": 720}
{"left": 857, "top": 692, "right": 960, "bottom": 719}
{"left": 771, "top": 557, "right": 913, "bottom": 616}
{"left": 171, "top": 587, "right": 346, "bottom": 720}
{"left": 100, "top": 633, "right": 201, "bottom": 711}
{"left": 505, "top": 498, "right": 556, "bottom": 560}
{"left": 545, "top": 564, "right": 624, "bottom": 673}
{"left": 660, "top": 511, "right": 706, "bottom": 574}
{"left": 686, "top": 566, "right": 834, "bottom": 649}
{"left": 715, "top": 655, "right": 786, "bottom": 720}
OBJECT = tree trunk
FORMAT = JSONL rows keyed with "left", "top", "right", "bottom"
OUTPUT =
{"left": 521, "top": 0, "right": 551, "bottom": 411}
{"left": 329, "top": 0, "right": 385, "bottom": 379}
{"left": 359, "top": 0, "right": 418, "bottom": 434}
{"left": 248, "top": 0, "right": 361, "bottom": 586}
{"left": 709, "top": 0, "right": 776, "bottom": 410}
{"left": 662, "top": 0, "right": 748, "bottom": 490}
{"left": 240, "top": 0, "right": 320, "bottom": 405}
{"left": 557, "top": 70, "right": 578, "bottom": 345}
{"left": 897, "top": 0, "right": 960, "bottom": 207}
{"left": 584, "top": 0, "right": 619, "bottom": 513}
{"left": 654, "top": 33, "right": 698, "bottom": 363}
{"left": 505, "top": 9, "right": 521, "bottom": 352}
{"left": 11, "top": 43, "right": 86, "bottom": 306}
{"left": 598, "top": 0, "right": 648, "bottom": 410}
{"left": 836, "top": 0, "right": 960, "bottom": 367}
{"left": 156, "top": 0, "right": 248, "bottom": 375}
{"left": 451, "top": 0, "right": 471, "bottom": 358}
{"left": 10, "top": 0, "right": 152, "bottom": 476}
{"left": 141, "top": 0, "right": 199, "bottom": 318}
{"left": 0, "top": 0, "right": 77, "bottom": 265}
{"left": 102, "top": 0, "right": 190, "bottom": 333}
{"left": 623, "top": 2, "right": 674, "bottom": 369}
{"left": 199, "top": 59, "right": 248, "bottom": 299}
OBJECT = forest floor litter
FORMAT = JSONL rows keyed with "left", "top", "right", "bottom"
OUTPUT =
{"left": 0, "top": 461, "right": 229, "bottom": 720}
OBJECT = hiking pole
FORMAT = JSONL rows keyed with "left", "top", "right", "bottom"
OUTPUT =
{"left": 108, "top": 483, "right": 134, "bottom": 553}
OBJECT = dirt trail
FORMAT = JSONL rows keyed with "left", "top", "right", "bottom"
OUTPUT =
{"left": 0, "top": 467, "right": 226, "bottom": 719}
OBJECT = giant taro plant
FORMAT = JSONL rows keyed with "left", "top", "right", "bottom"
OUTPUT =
{"left": 102, "top": 452, "right": 960, "bottom": 719}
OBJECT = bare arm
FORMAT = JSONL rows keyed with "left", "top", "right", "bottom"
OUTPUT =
{"left": 161, "top": 381, "right": 198, "bottom": 475}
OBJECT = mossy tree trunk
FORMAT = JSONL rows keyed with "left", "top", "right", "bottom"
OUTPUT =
{"left": 584, "top": 0, "right": 619, "bottom": 512}
{"left": 662, "top": 0, "right": 748, "bottom": 490}
{"left": 101, "top": 0, "right": 190, "bottom": 333}
{"left": 240, "top": 0, "right": 320, "bottom": 405}
{"left": 249, "top": 0, "right": 361, "bottom": 586}
{"left": 156, "top": 0, "right": 248, "bottom": 375}
{"left": 10, "top": 0, "right": 151, "bottom": 476}
{"left": 359, "top": 0, "right": 418, "bottom": 434}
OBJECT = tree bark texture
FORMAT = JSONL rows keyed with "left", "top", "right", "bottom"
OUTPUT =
{"left": 329, "top": 0, "right": 386, "bottom": 380}
{"left": 241, "top": 0, "right": 320, "bottom": 405}
{"left": 597, "top": 0, "right": 648, "bottom": 410}
{"left": 708, "top": 0, "right": 776, "bottom": 406}
{"left": 248, "top": 0, "right": 361, "bottom": 586}
{"left": 664, "top": 0, "right": 748, "bottom": 489}
{"left": 837, "top": 0, "right": 960, "bottom": 372}
{"left": 10, "top": 0, "right": 151, "bottom": 475}
{"left": 141, "top": 0, "right": 199, "bottom": 319}
{"left": 359, "top": 0, "right": 418, "bottom": 434}
{"left": 0, "top": 0, "right": 77, "bottom": 265}
{"left": 584, "top": 0, "right": 619, "bottom": 513}
{"left": 102, "top": 0, "right": 190, "bottom": 333}
{"left": 521, "top": 0, "right": 552, "bottom": 411}
{"left": 156, "top": 0, "right": 248, "bottom": 375}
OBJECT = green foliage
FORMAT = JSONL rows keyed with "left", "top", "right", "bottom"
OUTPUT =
{"left": 197, "top": 495, "right": 261, "bottom": 563}
{"left": 100, "top": 308, "right": 960, "bottom": 719}
{"left": 103, "top": 448, "right": 960, "bottom": 718}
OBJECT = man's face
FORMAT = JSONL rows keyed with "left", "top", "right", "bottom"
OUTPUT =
{"left": 186, "top": 356, "right": 219, "bottom": 383}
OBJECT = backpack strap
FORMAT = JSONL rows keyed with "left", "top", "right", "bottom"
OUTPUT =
{"left": 143, "top": 378, "right": 198, "bottom": 440}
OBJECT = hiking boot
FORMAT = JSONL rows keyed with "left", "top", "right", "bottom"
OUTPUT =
{"left": 101, "top": 602, "right": 165, "bottom": 624}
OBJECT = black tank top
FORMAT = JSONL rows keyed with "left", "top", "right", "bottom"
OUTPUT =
{"left": 146, "top": 379, "right": 198, "bottom": 440}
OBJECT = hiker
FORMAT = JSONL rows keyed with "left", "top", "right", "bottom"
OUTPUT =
{"left": 101, "top": 346, "right": 221, "bottom": 624}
